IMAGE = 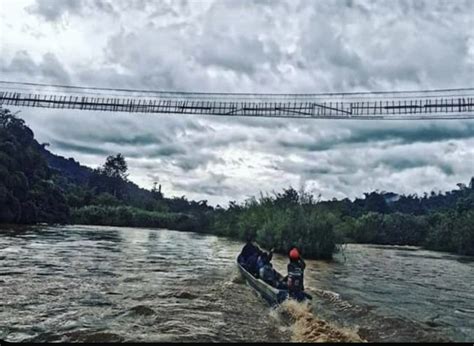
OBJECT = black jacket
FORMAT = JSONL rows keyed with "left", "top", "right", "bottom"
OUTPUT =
{"left": 240, "top": 242, "right": 261, "bottom": 258}
{"left": 287, "top": 258, "right": 305, "bottom": 291}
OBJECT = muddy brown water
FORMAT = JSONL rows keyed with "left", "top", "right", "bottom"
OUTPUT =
{"left": 0, "top": 225, "right": 472, "bottom": 342}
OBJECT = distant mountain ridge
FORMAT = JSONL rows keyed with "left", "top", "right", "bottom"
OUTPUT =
{"left": 37, "top": 144, "right": 159, "bottom": 203}
{"left": 39, "top": 145, "right": 93, "bottom": 185}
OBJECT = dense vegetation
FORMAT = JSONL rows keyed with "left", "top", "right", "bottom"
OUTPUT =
{"left": 0, "top": 108, "right": 212, "bottom": 231}
{"left": 209, "top": 182, "right": 474, "bottom": 257}
{"left": 72, "top": 206, "right": 204, "bottom": 231}
{"left": 1, "top": 108, "right": 473, "bottom": 258}
{"left": 0, "top": 109, "right": 69, "bottom": 224}
{"left": 209, "top": 189, "right": 339, "bottom": 259}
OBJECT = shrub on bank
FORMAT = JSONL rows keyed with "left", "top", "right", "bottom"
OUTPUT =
{"left": 71, "top": 205, "right": 201, "bottom": 232}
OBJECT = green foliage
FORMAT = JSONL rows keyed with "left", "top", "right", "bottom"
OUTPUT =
{"left": 208, "top": 182, "right": 474, "bottom": 258}
{"left": 92, "top": 192, "right": 123, "bottom": 207}
{"left": 89, "top": 154, "right": 129, "bottom": 199}
{"left": 345, "top": 212, "right": 429, "bottom": 245}
{"left": 351, "top": 212, "right": 383, "bottom": 243}
{"left": 208, "top": 188, "right": 339, "bottom": 259}
{"left": 0, "top": 109, "right": 69, "bottom": 224}
{"left": 424, "top": 210, "right": 474, "bottom": 255}
{"left": 72, "top": 205, "right": 203, "bottom": 232}
{"left": 101, "top": 153, "right": 128, "bottom": 180}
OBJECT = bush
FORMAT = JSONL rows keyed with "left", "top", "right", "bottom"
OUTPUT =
{"left": 71, "top": 205, "right": 202, "bottom": 232}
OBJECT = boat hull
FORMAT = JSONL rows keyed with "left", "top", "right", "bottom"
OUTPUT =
{"left": 237, "top": 261, "right": 311, "bottom": 306}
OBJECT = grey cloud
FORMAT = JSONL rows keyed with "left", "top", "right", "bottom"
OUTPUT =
{"left": 26, "top": 0, "right": 84, "bottom": 22}
{"left": 195, "top": 36, "right": 271, "bottom": 75}
{"left": 90, "top": 0, "right": 117, "bottom": 16}
{"left": 276, "top": 121, "right": 474, "bottom": 153}
{"left": 345, "top": 122, "right": 474, "bottom": 146}
{"left": 151, "top": 145, "right": 186, "bottom": 157}
{"left": 39, "top": 53, "right": 72, "bottom": 84}
{"left": 378, "top": 155, "right": 456, "bottom": 176}
{"left": 51, "top": 139, "right": 110, "bottom": 156}
{"left": 172, "top": 173, "right": 232, "bottom": 197}
{"left": 100, "top": 134, "right": 163, "bottom": 147}
{"left": 27, "top": 0, "right": 120, "bottom": 21}
{"left": 24, "top": 0, "right": 474, "bottom": 93}
{"left": 24, "top": 109, "right": 226, "bottom": 173}
{"left": 277, "top": 159, "right": 339, "bottom": 177}
{"left": 1, "top": 51, "right": 71, "bottom": 84}
{"left": 172, "top": 151, "right": 225, "bottom": 172}
{"left": 4, "top": 0, "right": 474, "bottom": 205}
{"left": 277, "top": 137, "right": 335, "bottom": 153}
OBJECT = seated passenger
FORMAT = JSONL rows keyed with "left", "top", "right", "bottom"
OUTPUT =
{"left": 256, "top": 252, "right": 267, "bottom": 275}
{"left": 259, "top": 261, "right": 278, "bottom": 286}
{"left": 256, "top": 248, "right": 274, "bottom": 274}
{"left": 239, "top": 235, "right": 260, "bottom": 259}
{"left": 246, "top": 252, "right": 261, "bottom": 276}
{"left": 238, "top": 235, "right": 264, "bottom": 276}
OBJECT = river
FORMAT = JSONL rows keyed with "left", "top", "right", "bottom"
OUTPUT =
{"left": 0, "top": 225, "right": 472, "bottom": 342}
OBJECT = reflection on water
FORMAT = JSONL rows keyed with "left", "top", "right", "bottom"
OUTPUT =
{"left": 0, "top": 226, "right": 472, "bottom": 342}
{"left": 0, "top": 225, "right": 288, "bottom": 342}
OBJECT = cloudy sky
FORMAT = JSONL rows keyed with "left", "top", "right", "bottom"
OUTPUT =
{"left": 1, "top": 0, "right": 473, "bottom": 206}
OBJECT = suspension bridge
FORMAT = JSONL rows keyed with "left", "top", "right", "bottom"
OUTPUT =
{"left": 1, "top": 81, "right": 473, "bottom": 120}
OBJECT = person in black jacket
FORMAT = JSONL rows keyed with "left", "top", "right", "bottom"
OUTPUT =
{"left": 239, "top": 235, "right": 260, "bottom": 258}
{"left": 287, "top": 247, "right": 306, "bottom": 294}
{"left": 238, "top": 235, "right": 262, "bottom": 275}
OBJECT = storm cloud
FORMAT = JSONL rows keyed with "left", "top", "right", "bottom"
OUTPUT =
{"left": 1, "top": 0, "right": 473, "bottom": 205}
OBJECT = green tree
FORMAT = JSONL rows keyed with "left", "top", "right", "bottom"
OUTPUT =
{"left": 102, "top": 153, "right": 128, "bottom": 180}
{"left": 91, "top": 153, "right": 129, "bottom": 198}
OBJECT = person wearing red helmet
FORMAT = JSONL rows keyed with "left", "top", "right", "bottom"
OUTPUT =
{"left": 287, "top": 247, "right": 306, "bottom": 295}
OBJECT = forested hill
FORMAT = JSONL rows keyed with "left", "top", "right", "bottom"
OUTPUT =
{"left": 0, "top": 109, "right": 69, "bottom": 223}
{"left": 39, "top": 144, "right": 161, "bottom": 210}
{"left": 40, "top": 146, "right": 93, "bottom": 185}
{"left": 0, "top": 108, "right": 213, "bottom": 229}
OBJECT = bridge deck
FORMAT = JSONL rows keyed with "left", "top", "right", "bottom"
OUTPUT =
{"left": 1, "top": 82, "right": 473, "bottom": 120}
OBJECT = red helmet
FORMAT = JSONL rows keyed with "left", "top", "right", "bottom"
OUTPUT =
{"left": 289, "top": 248, "right": 300, "bottom": 260}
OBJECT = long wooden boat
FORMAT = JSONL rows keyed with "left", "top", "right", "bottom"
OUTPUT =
{"left": 237, "top": 260, "right": 312, "bottom": 306}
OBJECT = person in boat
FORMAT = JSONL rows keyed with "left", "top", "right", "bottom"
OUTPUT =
{"left": 256, "top": 249, "right": 273, "bottom": 273}
{"left": 286, "top": 247, "right": 306, "bottom": 296}
{"left": 238, "top": 235, "right": 263, "bottom": 275}
{"left": 246, "top": 251, "right": 261, "bottom": 276}
{"left": 258, "top": 250, "right": 284, "bottom": 288}
{"left": 256, "top": 251, "right": 269, "bottom": 276}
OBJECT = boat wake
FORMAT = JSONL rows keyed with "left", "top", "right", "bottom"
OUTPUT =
{"left": 275, "top": 299, "right": 366, "bottom": 343}
{"left": 309, "top": 287, "right": 366, "bottom": 313}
